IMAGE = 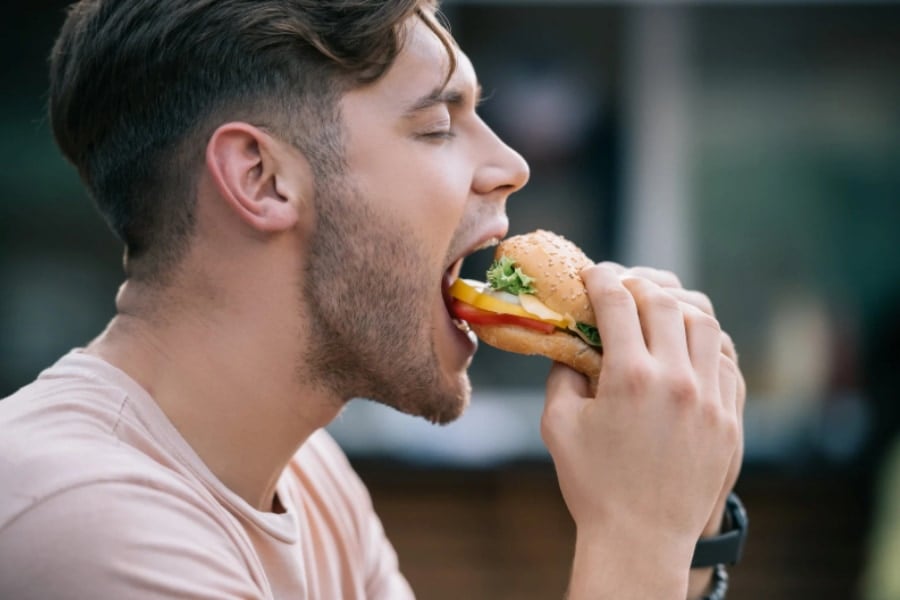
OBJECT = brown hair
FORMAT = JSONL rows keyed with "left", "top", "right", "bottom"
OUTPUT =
{"left": 49, "top": 0, "right": 454, "bottom": 281}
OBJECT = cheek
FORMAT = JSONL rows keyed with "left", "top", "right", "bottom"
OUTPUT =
{"left": 410, "top": 152, "right": 472, "bottom": 221}
{"left": 347, "top": 134, "right": 474, "bottom": 243}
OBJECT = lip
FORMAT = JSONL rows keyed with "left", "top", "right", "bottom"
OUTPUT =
{"left": 441, "top": 222, "right": 507, "bottom": 303}
{"left": 444, "top": 219, "right": 510, "bottom": 282}
{"left": 439, "top": 219, "right": 508, "bottom": 351}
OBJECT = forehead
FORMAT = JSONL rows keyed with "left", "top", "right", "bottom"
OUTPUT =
{"left": 342, "top": 17, "right": 477, "bottom": 116}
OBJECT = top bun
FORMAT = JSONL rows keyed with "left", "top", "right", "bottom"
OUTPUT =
{"left": 495, "top": 229, "right": 595, "bottom": 325}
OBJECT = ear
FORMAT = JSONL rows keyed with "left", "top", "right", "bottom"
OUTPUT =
{"left": 205, "top": 122, "right": 311, "bottom": 233}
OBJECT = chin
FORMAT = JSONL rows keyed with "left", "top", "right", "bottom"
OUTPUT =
{"left": 387, "top": 357, "right": 473, "bottom": 425}
{"left": 436, "top": 372, "right": 473, "bottom": 424}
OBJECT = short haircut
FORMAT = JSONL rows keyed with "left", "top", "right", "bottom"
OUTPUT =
{"left": 49, "top": 0, "right": 454, "bottom": 281}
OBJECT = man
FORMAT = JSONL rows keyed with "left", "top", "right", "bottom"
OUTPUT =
{"left": 0, "top": 1, "right": 745, "bottom": 598}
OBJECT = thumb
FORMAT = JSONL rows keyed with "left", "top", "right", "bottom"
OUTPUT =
{"left": 542, "top": 362, "right": 589, "bottom": 449}
{"left": 547, "top": 361, "right": 591, "bottom": 399}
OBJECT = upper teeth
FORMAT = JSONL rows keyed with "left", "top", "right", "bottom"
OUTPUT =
{"left": 474, "top": 237, "right": 500, "bottom": 253}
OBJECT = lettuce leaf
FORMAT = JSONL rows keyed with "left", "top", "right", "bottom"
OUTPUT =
{"left": 486, "top": 257, "right": 536, "bottom": 295}
{"left": 575, "top": 322, "right": 602, "bottom": 348}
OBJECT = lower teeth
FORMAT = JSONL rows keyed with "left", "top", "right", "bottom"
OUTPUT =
{"left": 452, "top": 318, "right": 472, "bottom": 333}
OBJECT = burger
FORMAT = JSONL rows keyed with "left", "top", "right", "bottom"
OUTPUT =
{"left": 448, "top": 229, "right": 603, "bottom": 380}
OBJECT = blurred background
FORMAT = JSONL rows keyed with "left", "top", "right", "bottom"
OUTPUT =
{"left": 2, "top": 1, "right": 900, "bottom": 598}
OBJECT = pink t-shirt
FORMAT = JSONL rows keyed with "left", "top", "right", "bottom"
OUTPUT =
{"left": 0, "top": 351, "right": 414, "bottom": 599}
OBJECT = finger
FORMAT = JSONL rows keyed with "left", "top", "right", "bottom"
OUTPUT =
{"left": 596, "top": 261, "right": 626, "bottom": 274}
{"left": 671, "top": 292, "right": 734, "bottom": 364}
{"left": 623, "top": 266, "right": 683, "bottom": 289}
{"left": 735, "top": 366, "right": 747, "bottom": 416}
{"left": 546, "top": 361, "right": 591, "bottom": 400}
{"left": 683, "top": 303, "right": 722, "bottom": 386}
{"left": 621, "top": 277, "right": 689, "bottom": 366}
{"left": 735, "top": 370, "right": 747, "bottom": 457}
{"left": 720, "top": 330, "right": 738, "bottom": 363}
{"left": 581, "top": 264, "right": 648, "bottom": 365}
{"left": 668, "top": 288, "right": 716, "bottom": 317}
{"left": 718, "top": 355, "right": 738, "bottom": 415}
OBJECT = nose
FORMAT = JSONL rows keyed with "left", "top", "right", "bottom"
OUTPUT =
{"left": 472, "top": 122, "right": 530, "bottom": 197}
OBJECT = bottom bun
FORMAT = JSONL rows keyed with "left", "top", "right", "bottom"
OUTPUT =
{"left": 471, "top": 323, "right": 603, "bottom": 381}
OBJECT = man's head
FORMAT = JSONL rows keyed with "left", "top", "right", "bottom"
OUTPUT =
{"left": 51, "top": 1, "right": 529, "bottom": 423}
{"left": 49, "top": 0, "right": 451, "bottom": 281}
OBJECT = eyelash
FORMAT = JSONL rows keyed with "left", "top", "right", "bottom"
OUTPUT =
{"left": 417, "top": 93, "right": 491, "bottom": 142}
{"left": 420, "top": 129, "right": 456, "bottom": 141}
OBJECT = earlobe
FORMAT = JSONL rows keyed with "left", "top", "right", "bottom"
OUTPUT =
{"left": 205, "top": 123, "right": 305, "bottom": 233}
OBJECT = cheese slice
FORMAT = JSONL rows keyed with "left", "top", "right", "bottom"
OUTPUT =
{"left": 449, "top": 277, "right": 601, "bottom": 348}
{"left": 449, "top": 279, "right": 569, "bottom": 328}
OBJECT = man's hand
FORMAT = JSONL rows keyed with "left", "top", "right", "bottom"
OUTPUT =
{"left": 614, "top": 264, "right": 746, "bottom": 537}
{"left": 611, "top": 265, "right": 747, "bottom": 599}
{"left": 541, "top": 263, "right": 744, "bottom": 600}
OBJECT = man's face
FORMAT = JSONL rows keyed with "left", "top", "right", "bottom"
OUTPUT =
{"left": 302, "top": 16, "right": 529, "bottom": 424}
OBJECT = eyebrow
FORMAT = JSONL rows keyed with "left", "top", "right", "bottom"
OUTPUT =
{"left": 403, "top": 83, "right": 483, "bottom": 117}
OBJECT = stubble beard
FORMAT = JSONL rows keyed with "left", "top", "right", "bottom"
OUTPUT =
{"left": 301, "top": 175, "right": 470, "bottom": 425}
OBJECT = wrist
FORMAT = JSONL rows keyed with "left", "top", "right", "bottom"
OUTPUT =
{"left": 691, "top": 492, "right": 748, "bottom": 569}
{"left": 569, "top": 522, "right": 693, "bottom": 600}
{"left": 702, "top": 498, "right": 729, "bottom": 537}
{"left": 687, "top": 565, "right": 715, "bottom": 599}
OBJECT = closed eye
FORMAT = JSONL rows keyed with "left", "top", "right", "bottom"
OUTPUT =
{"left": 419, "top": 129, "right": 456, "bottom": 141}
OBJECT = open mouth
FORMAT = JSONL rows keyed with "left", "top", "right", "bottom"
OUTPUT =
{"left": 441, "top": 236, "right": 501, "bottom": 335}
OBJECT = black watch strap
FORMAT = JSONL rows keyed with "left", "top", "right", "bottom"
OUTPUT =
{"left": 691, "top": 492, "right": 748, "bottom": 568}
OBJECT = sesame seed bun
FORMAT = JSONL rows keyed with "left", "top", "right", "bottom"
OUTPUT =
{"left": 495, "top": 229, "right": 595, "bottom": 325}
{"left": 472, "top": 230, "right": 602, "bottom": 381}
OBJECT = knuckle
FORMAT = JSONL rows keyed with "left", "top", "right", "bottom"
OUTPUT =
{"left": 619, "top": 361, "right": 655, "bottom": 394}
{"left": 539, "top": 409, "right": 561, "bottom": 447}
{"left": 689, "top": 291, "right": 714, "bottom": 315}
{"left": 667, "top": 372, "right": 700, "bottom": 406}
{"left": 598, "top": 260, "right": 625, "bottom": 273}
{"left": 686, "top": 308, "right": 721, "bottom": 333}
{"left": 670, "top": 289, "right": 715, "bottom": 316}
{"left": 720, "top": 331, "right": 738, "bottom": 359}
{"left": 648, "top": 289, "right": 680, "bottom": 312}
{"left": 719, "top": 353, "right": 737, "bottom": 376}
{"left": 633, "top": 267, "right": 682, "bottom": 288}
{"left": 540, "top": 396, "right": 576, "bottom": 447}
{"left": 627, "top": 279, "right": 679, "bottom": 312}
{"left": 596, "top": 285, "right": 633, "bottom": 307}
{"left": 722, "top": 413, "right": 741, "bottom": 445}
{"left": 701, "top": 399, "right": 722, "bottom": 425}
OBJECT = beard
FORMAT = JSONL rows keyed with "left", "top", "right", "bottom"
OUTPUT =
{"left": 301, "top": 175, "right": 470, "bottom": 425}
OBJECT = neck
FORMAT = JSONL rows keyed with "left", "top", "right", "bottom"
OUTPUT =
{"left": 87, "top": 277, "right": 343, "bottom": 512}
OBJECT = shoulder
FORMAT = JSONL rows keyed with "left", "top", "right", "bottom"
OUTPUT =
{"left": 0, "top": 375, "right": 177, "bottom": 531}
{"left": 0, "top": 478, "right": 264, "bottom": 599}
{"left": 1, "top": 366, "right": 265, "bottom": 598}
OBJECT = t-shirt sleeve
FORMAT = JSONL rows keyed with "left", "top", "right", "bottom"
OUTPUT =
{"left": 0, "top": 480, "right": 265, "bottom": 600}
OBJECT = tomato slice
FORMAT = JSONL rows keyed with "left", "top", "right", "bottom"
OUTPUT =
{"left": 450, "top": 299, "right": 557, "bottom": 335}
